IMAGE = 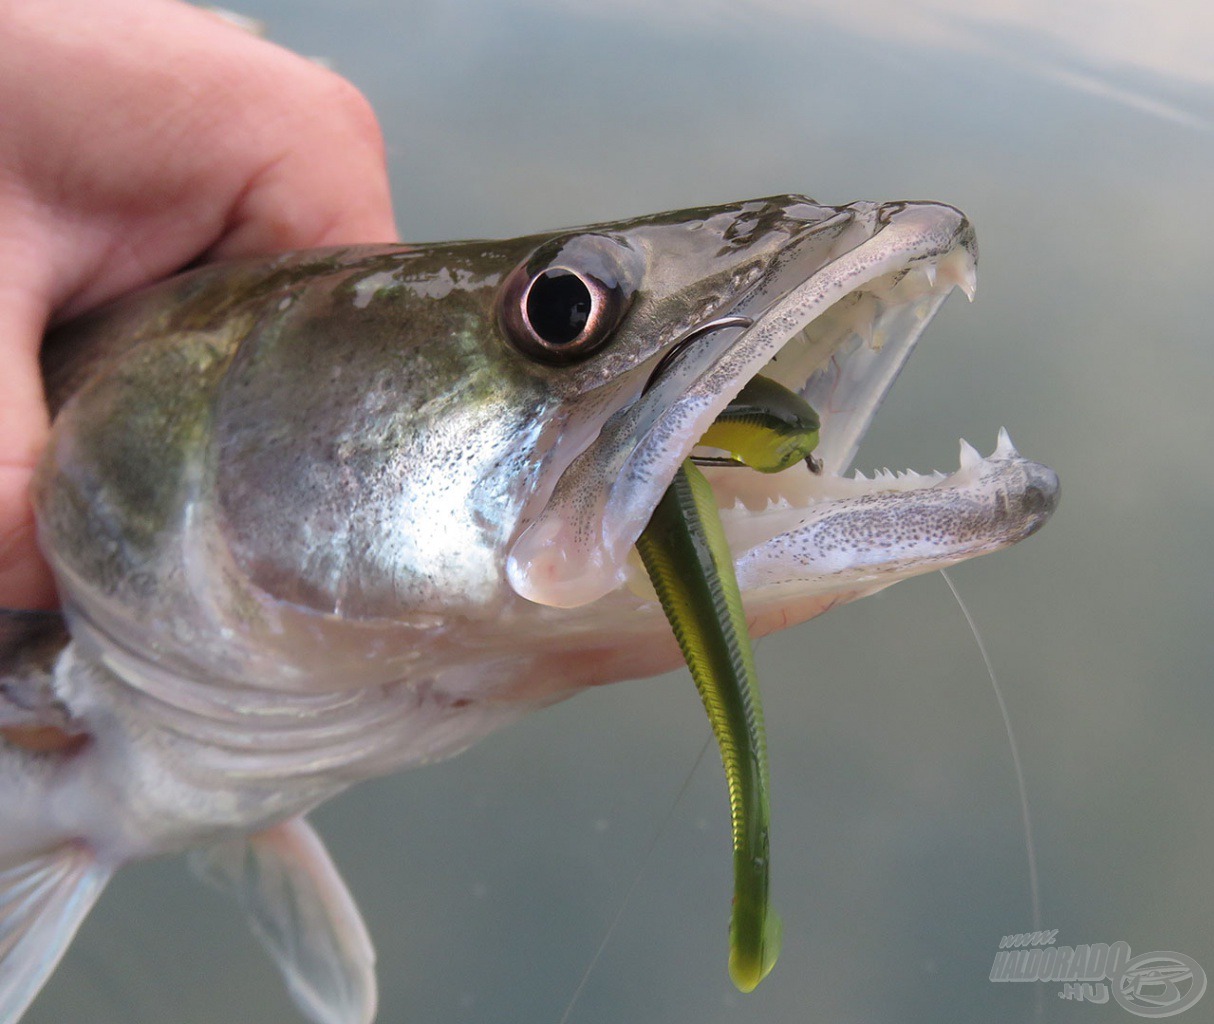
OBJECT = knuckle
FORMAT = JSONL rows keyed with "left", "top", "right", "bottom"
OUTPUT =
{"left": 309, "top": 70, "right": 386, "bottom": 157}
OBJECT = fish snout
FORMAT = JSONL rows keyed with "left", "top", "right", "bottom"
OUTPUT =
{"left": 1014, "top": 461, "right": 1061, "bottom": 537}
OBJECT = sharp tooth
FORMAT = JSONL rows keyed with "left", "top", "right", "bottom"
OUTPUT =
{"left": 995, "top": 427, "right": 1018, "bottom": 457}
{"left": 939, "top": 251, "right": 978, "bottom": 301}
{"left": 922, "top": 263, "right": 938, "bottom": 287}
{"left": 958, "top": 438, "right": 982, "bottom": 470}
{"left": 958, "top": 263, "right": 977, "bottom": 301}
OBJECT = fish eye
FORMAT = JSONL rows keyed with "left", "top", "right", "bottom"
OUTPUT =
{"left": 498, "top": 235, "right": 640, "bottom": 364}
{"left": 526, "top": 270, "right": 595, "bottom": 345}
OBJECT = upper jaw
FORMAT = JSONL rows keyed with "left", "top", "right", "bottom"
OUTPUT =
{"left": 509, "top": 198, "right": 981, "bottom": 609}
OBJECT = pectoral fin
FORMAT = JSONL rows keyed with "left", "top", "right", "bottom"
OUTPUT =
{"left": 189, "top": 817, "right": 376, "bottom": 1024}
{"left": 0, "top": 843, "right": 111, "bottom": 1023}
{"left": 0, "top": 610, "right": 70, "bottom": 728}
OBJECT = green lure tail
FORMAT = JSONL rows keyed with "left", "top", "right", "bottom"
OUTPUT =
{"left": 635, "top": 375, "right": 820, "bottom": 992}
{"left": 635, "top": 460, "right": 782, "bottom": 992}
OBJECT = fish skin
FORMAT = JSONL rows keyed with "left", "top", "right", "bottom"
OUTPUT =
{"left": 0, "top": 195, "right": 1056, "bottom": 1023}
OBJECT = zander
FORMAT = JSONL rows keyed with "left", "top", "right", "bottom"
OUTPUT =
{"left": 0, "top": 196, "right": 1058, "bottom": 1024}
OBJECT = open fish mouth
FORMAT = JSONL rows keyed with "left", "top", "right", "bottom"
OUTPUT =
{"left": 508, "top": 197, "right": 1059, "bottom": 609}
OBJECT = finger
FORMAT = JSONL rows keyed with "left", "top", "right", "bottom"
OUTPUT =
{"left": 0, "top": 273, "right": 56, "bottom": 610}
{"left": 13, "top": 0, "right": 399, "bottom": 319}
{"left": 189, "top": 7, "right": 399, "bottom": 255}
{"left": 205, "top": 66, "right": 399, "bottom": 260}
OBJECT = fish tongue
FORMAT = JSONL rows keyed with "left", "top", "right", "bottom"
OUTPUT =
{"left": 634, "top": 459, "right": 782, "bottom": 992}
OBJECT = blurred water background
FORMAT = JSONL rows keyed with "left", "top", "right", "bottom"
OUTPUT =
{"left": 28, "top": 1, "right": 1214, "bottom": 1022}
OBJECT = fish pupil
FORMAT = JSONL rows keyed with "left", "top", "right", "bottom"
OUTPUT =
{"left": 526, "top": 270, "right": 592, "bottom": 344}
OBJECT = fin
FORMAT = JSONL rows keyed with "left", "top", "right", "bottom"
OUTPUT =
{"left": 0, "top": 610, "right": 86, "bottom": 753}
{"left": 0, "top": 843, "right": 111, "bottom": 1023}
{"left": 189, "top": 817, "right": 376, "bottom": 1024}
{"left": 0, "top": 609, "right": 70, "bottom": 694}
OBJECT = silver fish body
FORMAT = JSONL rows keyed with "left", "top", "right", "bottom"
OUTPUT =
{"left": 0, "top": 196, "right": 1057, "bottom": 1024}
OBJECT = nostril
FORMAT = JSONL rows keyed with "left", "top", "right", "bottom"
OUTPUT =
{"left": 1027, "top": 467, "right": 1061, "bottom": 516}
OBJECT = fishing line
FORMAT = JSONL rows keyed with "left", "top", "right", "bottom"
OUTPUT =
{"left": 555, "top": 730, "right": 714, "bottom": 1024}
{"left": 939, "top": 569, "right": 1042, "bottom": 932}
{"left": 940, "top": 569, "right": 1045, "bottom": 1024}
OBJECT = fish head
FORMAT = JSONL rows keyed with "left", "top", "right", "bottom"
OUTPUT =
{"left": 505, "top": 196, "right": 989, "bottom": 606}
{"left": 36, "top": 196, "right": 1056, "bottom": 698}
{"left": 488, "top": 195, "right": 1059, "bottom": 690}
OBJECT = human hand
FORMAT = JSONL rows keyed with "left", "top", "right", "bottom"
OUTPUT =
{"left": 0, "top": 0, "right": 397, "bottom": 609}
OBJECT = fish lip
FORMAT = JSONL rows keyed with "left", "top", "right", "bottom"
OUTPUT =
{"left": 508, "top": 199, "right": 980, "bottom": 609}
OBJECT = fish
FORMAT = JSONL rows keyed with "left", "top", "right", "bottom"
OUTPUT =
{"left": 0, "top": 195, "right": 1059, "bottom": 1024}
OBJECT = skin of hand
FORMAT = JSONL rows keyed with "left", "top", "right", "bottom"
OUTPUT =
{"left": 0, "top": 0, "right": 398, "bottom": 609}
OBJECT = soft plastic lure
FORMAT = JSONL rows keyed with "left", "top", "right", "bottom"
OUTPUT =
{"left": 697, "top": 375, "right": 821, "bottom": 475}
{"left": 635, "top": 376, "right": 821, "bottom": 992}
